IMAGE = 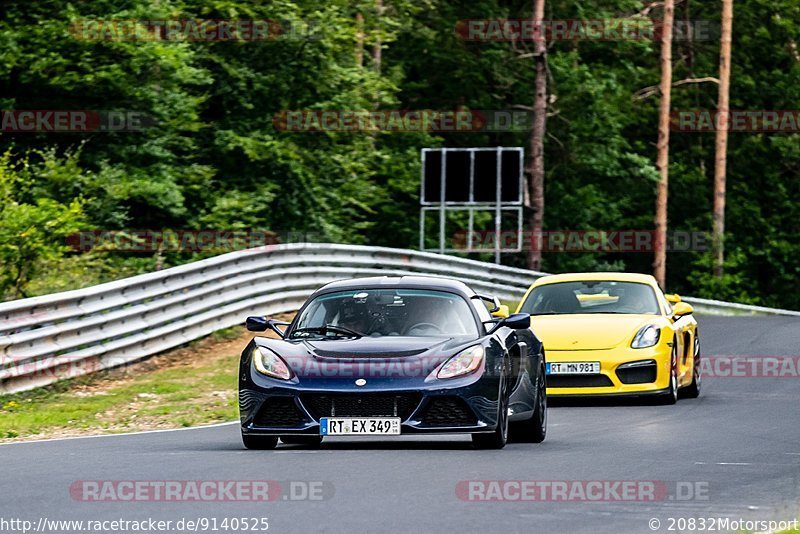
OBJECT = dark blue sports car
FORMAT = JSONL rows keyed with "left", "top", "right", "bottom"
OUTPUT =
{"left": 238, "top": 276, "right": 547, "bottom": 449}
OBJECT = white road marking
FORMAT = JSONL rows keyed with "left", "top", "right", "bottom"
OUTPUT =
{"left": 694, "top": 461, "right": 800, "bottom": 467}
{"left": 694, "top": 461, "right": 751, "bottom": 465}
{"left": 0, "top": 421, "right": 238, "bottom": 446}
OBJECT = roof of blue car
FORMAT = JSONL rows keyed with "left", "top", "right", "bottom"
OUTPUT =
{"left": 314, "top": 276, "right": 476, "bottom": 296}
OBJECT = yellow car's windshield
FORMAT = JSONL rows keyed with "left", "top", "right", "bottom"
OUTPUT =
{"left": 521, "top": 281, "right": 660, "bottom": 315}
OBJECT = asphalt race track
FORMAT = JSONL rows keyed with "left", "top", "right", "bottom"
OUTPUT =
{"left": 2, "top": 316, "right": 799, "bottom": 533}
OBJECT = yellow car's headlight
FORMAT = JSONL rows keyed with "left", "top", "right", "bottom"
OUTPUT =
{"left": 631, "top": 325, "right": 661, "bottom": 349}
{"left": 252, "top": 346, "right": 292, "bottom": 380}
{"left": 437, "top": 345, "right": 484, "bottom": 379}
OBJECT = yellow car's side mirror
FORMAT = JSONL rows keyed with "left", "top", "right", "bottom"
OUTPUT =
{"left": 665, "top": 293, "right": 682, "bottom": 304}
{"left": 492, "top": 305, "right": 510, "bottom": 319}
{"left": 672, "top": 301, "right": 694, "bottom": 318}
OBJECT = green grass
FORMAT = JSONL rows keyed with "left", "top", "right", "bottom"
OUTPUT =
{"left": 0, "top": 329, "right": 246, "bottom": 441}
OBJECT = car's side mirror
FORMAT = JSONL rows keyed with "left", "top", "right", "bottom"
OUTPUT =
{"left": 671, "top": 302, "right": 693, "bottom": 319}
{"left": 488, "top": 312, "right": 531, "bottom": 334}
{"left": 666, "top": 293, "right": 682, "bottom": 304}
{"left": 503, "top": 313, "right": 531, "bottom": 329}
{"left": 491, "top": 305, "right": 510, "bottom": 319}
{"left": 246, "top": 316, "right": 268, "bottom": 332}
{"left": 246, "top": 316, "right": 290, "bottom": 338}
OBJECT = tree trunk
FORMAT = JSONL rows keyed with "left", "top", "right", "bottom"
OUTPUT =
{"left": 526, "top": 0, "right": 547, "bottom": 271}
{"left": 682, "top": 0, "right": 695, "bottom": 70}
{"left": 653, "top": 0, "right": 675, "bottom": 288}
{"left": 355, "top": 13, "right": 364, "bottom": 67}
{"left": 372, "top": 0, "right": 383, "bottom": 74}
{"left": 713, "top": 0, "right": 734, "bottom": 277}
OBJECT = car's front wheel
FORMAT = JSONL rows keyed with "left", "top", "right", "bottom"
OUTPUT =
{"left": 510, "top": 360, "right": 547, "bottom": 443}
{"left": 683, "top": 334, "right": 702, "bottom": 399}
{"left": 473, "top": 375, "right": 509, "bottom": 449}
{"left": 657, "top": 345, "right": 679, "bottom": 405}
{"left": 242, "top": 434, "right": 279, "bottom": 450}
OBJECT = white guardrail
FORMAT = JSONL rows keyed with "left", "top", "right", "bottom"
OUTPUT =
{"left": 1, "top": 243, "right": 798, "bottom": 394}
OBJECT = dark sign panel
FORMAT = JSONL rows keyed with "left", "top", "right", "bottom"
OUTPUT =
{"left": 422, "top": 148, "right": 522, "bottom": 204}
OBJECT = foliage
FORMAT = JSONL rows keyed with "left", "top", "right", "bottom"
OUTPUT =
{"left": 0, "top": 150, "right": 88, "bottom": 297}
{"left": 0, "top": 0, "right": 797, "bottom": 308}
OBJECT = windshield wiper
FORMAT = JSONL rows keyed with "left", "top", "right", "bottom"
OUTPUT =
{"left": 291, "top": 325, "right": 364, "bottom": 338}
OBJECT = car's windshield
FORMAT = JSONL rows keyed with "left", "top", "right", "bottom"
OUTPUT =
{"left": 520, "top": 281, "right": 660, "bottom": 315}
{"left": 290, "top": 289, "right": 480, "bottom": 338}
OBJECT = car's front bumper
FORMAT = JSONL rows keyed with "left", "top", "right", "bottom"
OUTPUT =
{"left": 545, "top": 345, "right": 672, "bottom": 397}
{"left": 240, "top": 369, "right": 505, "bottom": 436}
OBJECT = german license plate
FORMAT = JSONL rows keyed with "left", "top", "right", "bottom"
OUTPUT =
{"left": 546, "top": 361, "right": 601, "bottom": 375}
{"left": 320, "top": 417, "right": 401, "bottom": 436}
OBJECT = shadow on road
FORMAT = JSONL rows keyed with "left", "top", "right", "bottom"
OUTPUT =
{"left": 550, "top": 396, "right": 669, "bottom": 408}
{"left": 183, "top": 437, "right": 480, "bottom": 452}
{"left": 283, "top": 440, "right": 476, "bottom": 451}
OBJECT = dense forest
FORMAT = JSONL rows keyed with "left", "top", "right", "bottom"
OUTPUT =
{"left": 1, "top": 0, "right": 798, "bottom": 309}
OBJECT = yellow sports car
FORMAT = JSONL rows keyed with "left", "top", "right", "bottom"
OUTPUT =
{"left": 516, "top": 273, "right": 700, "bottom": 404}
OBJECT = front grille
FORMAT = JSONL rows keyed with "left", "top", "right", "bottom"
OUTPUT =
{"left": 300, "top": 393, "right": 421, "bottom": 420}
{"left": 616, "top": 361, "right": 657, "bottom": 384}
{"left": 419, "top": 397, "right": 477, "bottom": 427}
{"left": 547, "top": 375, "right": 614, "bottom": 388}
{"left": 253, "top": 397, "right": 305, "bottom": 427}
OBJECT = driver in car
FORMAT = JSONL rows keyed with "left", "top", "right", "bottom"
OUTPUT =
{"left": 335, "top": 299, "right": 373, "bottom": 335}
{"left": 405, "top": 300, "right": 451, "bottom": 336}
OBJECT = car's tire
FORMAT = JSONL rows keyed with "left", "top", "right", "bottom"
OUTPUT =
{"left": 242, "top": 434, "right": 279, "bottom": 450}
{"left": 657, "top": 344, "right": 679, "bottom": 405}
{"left": 280, "top": 435, "right": 323, "bottom": 447}
{"left": 510, "top": 360, "right": 547, "bottom": 443}
{"left": 683, "top": 334, "right": 702, "bottom": 399}
{"left": 473, "top": 374, "right": 509, "bottom": 450}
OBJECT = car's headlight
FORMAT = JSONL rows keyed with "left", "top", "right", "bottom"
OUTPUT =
{"left": 437, "top": 345, "right": 484, "bottom": 379}
{"left": 252, "top": 346, "right": 292, "bottom": 380}
{"left": 631, "top": 325, "right": 661, "bottom": 349}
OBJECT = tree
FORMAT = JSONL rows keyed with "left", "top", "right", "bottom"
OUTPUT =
{"left": 713, "top": 0, "right": 734, "bottom": 277}
{"left": 653, "top": 0, "right": 675, "bottom": 288}
{"left": 0, "top": 151, "right": 87, "bottom": 298}
{"left": 526, "top": 0, "right": 548, "bottom": 271}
